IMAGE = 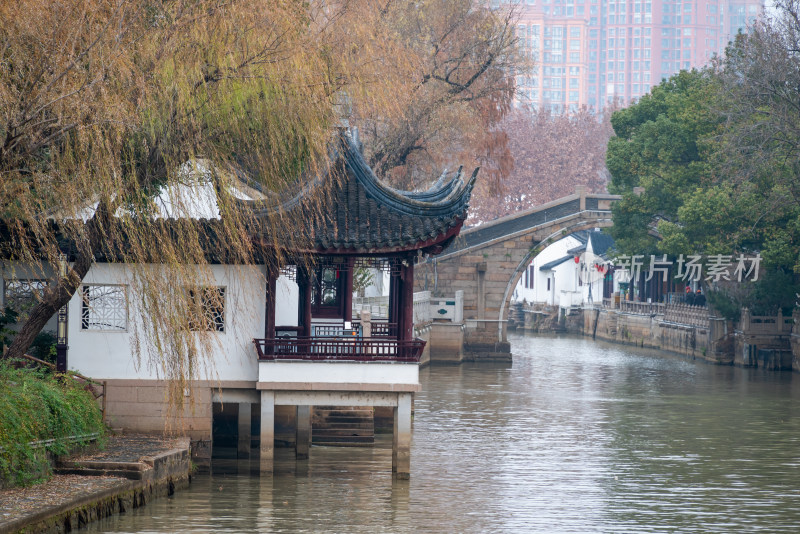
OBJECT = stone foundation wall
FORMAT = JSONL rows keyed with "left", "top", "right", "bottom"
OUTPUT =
{"left": 427, "top": 322, "right": 464, "bottom": 364}
{"left": 792, "top": 334, "right": 800, "bottom": 373}
{"left": 734, "top": 334, "right": 793, "bottom": 370}
{"left": 414, "top": 326, "right": 432, "bottom": 366}
{"left": 103, "top": 380, "right": 213, "bottom": 441}
{"left": 581, "top": 307, "right": 795, "bottom": 368}
{"left": 462, "top": 341, "right": 512, "bottom": 362}
{"left": 102, "top": 379, "right": 261, "bottom": 467}
{"left": 582, "top": 308, "right": 728, "bottom": 363}
{"left": 522, "top": 310, "right": 556, "bottom": 332}
{"left": 587, "top": 309, "right": 663, "bottom": 349}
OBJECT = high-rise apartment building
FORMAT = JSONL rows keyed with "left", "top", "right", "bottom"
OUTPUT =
{"left": 503, "top": 0, "right": 763, "bottom": 111}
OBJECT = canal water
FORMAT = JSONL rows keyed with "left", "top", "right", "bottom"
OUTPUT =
{"left": 85, "top": 334, "right": 800, "bottom": 533}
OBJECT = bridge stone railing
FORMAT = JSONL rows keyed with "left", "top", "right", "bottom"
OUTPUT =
{"left": 413, "top": 291, "right": 432, "bottom": 325}
{"left": 618, "top": 300, "right": 665, "bottom": 316}
{"left": 662, "top": 304, "right": 710, "bottom": 329}
{"left": 428, "top": 291, "right": 464, "bottom": 323}
{"left": 740, "top": 309, "right": 793, "bottom": 336}
{"left": 354, "top": 290, "right": 463, "bottom": 327}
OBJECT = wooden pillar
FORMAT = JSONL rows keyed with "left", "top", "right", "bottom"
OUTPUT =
{"left": 392, "top": 393, "right": 412, "bottom": 479}
{"left": 343, "top": 258, "right": 354, "bottom": 323}
{"left": 238, "top": 403, "right": 251, "bottom": 459}
{"left": 296, "top": 405, "right": 311, "bottom": 460}
{"left": 297, "top": 266, "right": 312, "bottom": 337}
{"left": 265, "top": 268, "right": 277, "bottom": 339}
{"left": 389, "top": 267, "right": 401, "bottom": 338}
{"left": 399, "top": 261, "right": 414, "bottom": 343}
{"left": 260, "top": 391, "right": 275, "bottom": 474}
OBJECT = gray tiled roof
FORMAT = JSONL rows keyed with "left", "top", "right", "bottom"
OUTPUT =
{"left": 270, "top": 132, "right": 477, "bottom": 255}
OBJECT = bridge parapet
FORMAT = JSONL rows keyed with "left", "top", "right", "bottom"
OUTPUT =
{"left": 439, "top": 192, "right": 620, "bottom": 260}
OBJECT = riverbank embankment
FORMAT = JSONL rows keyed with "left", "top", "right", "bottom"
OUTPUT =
{"left": 519, "top": 303, "right": 796, "bottom": 371}
{"left": 0, "top": 435, "right": 191, "bottom": 534}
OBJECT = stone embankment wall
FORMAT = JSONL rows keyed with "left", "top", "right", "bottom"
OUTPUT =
{"left": 588, "top": 307, "right": 730, "bottom": 363}
{"left": 578, "top": 306, "right": 794, "bottom": 370}
{"left": 0, "top": 439, "right": 191, "bottom": 534}
{"left": 518, "top": 304, "right": 732, "bottom": 364}
{"left": 734, "top": 310, "right": 794, "bottom": 371}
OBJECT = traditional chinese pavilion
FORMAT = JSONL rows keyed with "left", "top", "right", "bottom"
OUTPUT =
{"left": 247, "top": 131, "right": 475, "bottom": 476}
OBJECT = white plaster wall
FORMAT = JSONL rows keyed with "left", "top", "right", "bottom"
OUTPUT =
{"left": 363, "top": 269, "right": 389, "bottom": 298}
{"left": 275, "top": 275, "right": 298, "bottom": 327}
{"left": 259, "top": 361, "right": 418, "bottom": 385}
{"left": 552, "top": 260, "right": 579, "bottom": 307}
{"left": 68, "top": 263, "right": 266, "bottom": 382}
{"left": 513, "top": 236, "right": 581, "bottom": 306}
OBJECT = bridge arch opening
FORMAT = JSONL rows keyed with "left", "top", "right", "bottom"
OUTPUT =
{"left": 496, "top": 220, "right": 614, "bottom": 343}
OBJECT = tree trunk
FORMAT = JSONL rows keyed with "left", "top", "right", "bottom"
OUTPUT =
{"left": 3, "top": 250, "right": 93, "bottom": 362}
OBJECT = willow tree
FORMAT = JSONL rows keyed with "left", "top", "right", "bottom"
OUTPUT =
{"left": 0, "top": 0, "right": 419, "bottom": 393}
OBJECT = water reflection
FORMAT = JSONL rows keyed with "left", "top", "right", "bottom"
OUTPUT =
{"left": 85, "top": 333, "right": 800, "bottom": 533}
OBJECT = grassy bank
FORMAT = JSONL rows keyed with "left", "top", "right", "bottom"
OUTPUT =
{"left": 0, "top": 362, "right": 106, "bottom": 487}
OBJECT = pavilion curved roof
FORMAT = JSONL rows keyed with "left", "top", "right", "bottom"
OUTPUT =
{"left": 248, "top": 131, "right": 478, "bottom": 256}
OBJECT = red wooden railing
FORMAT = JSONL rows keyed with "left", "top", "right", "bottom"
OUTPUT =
{"left": 276, "top": 322, "right": 398, "bottom": 338}
{"left": 253, "top": 337, "right": 425, "bottom": 362}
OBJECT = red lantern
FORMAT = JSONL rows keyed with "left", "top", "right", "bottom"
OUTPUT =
{"left": 574, "top": 256, "right": 580, "bottom": 263}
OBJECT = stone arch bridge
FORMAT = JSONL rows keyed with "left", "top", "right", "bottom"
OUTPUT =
{"left": 415, "top": 188, "right": 621, "bottom": 360}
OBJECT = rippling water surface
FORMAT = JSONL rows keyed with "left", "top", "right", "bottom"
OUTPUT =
{"left": 86, "top": 334, "right": 800, "bottom": 533}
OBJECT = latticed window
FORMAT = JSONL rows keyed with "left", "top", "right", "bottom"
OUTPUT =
{"left": 3, "top": 279, "right": 46, "bottom": 318}
{"left": 188, "top": 287, "right": 225, "bottom": 332}
{"left": 81, "top": 285, "right": 127, "bottom": 331}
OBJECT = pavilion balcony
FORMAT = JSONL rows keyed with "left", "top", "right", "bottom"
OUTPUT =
{"left": 253, "top": 337, "right": 425, "bottom": 363}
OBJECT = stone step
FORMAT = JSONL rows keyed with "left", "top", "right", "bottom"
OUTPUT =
{"left": 312, "top": 421, "right": 375, "bottom": 430}
{"left": 314, "top": 409, "right": 374, "bottom": 417}
{"left": 312, "top": 428, "right": 374, "bottom": 437}
{"left": 54, "top": 467, "right": 147, "bottom": 480}
{"left": 311, "top": 435, "right": 375, "bottom": 445}
{"left": 311, "top": 440, "right": 376, "bottom": 448}
{"left": 314, "top": 415, "right": 374, "bottom": 424}
{"left": 311, "top": 406, "right": 375, "bottom": 447}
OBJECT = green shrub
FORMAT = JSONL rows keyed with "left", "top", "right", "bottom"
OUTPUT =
{"left": 0, "top": 362, "right": 106, "bottom": 487}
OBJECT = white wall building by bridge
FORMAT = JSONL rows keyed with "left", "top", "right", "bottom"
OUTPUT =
{"left": 513, "top": 230, "right": 617, "bottom": 310}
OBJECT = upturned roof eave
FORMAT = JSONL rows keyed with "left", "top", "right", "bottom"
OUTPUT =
{"left": 289, "top": 220, "right": 466, "bottom": 258}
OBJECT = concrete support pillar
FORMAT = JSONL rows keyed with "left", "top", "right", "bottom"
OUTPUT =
{"left": 296, "top": 405, "right": 311, "bottom": 460}
{"left": 260, "top": 391, "right": 275, "bottom": 474}
{"left": 238, "top": 402, "right": 252, "bottom": 459}
{"left": 392, "top": 393, "right": 412, "bottom": 479}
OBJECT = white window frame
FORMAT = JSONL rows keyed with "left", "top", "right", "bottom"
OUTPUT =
{"left": 81, "top": 284, "right": 128, "bottom": 332}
